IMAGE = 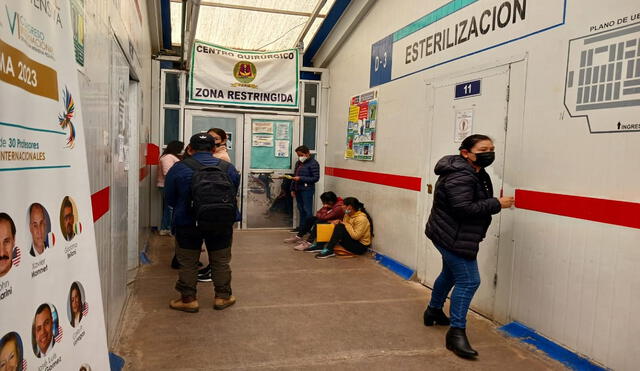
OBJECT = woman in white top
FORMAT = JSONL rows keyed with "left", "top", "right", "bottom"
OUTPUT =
{"left": 207, "top": 128, "right": 231, "bottom": 163}
{"left": 157, "top": 140, "right": 184, "bottom": 235}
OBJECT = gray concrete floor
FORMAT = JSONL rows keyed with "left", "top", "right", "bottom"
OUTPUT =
{"left": 114, "top": 230, "right": 565, "bottom": 370}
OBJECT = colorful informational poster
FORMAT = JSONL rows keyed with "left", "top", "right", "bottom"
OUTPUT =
{"left": 0, "top": 1, "right": 110, "bottom": 370}
{"left": 345, "top": 90, "right": 378, "bottom": 161}
{"left": 70, "top": 0, "right": 85, "bottom": 68}
{"left": 189, "top": 41, "right": 299, "bottom": 108}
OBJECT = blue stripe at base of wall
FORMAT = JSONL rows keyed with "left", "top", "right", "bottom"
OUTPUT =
{"left": 109, "top": 352, "right": 125, "bottom": 371}
{"left": 499, "top": 322, "right": 607, "bottom": 371}
{"left": 373, "top": 251, "right": 414, "bottom": 280}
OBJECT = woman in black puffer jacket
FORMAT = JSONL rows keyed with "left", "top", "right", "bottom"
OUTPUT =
{"left": 423, "top": 134, "right": 514, "bottom": 359}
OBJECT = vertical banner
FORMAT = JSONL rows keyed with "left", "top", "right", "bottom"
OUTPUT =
{"left": 189, "top": 41, "right": 299, "bottom": 108}
{"left": 0, "top": 1, "right": 110, "bottom": 370}
{"left": 345, "top": 90, "right": 378, "bottom": 161}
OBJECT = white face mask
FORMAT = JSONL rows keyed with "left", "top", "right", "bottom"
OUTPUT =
{"left": 298, "top": 156, "right": 307, "bottom": 163}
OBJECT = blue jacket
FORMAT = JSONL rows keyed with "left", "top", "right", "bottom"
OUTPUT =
{"left": 165, "top": 152, "right": 241, "bottom": 227}
{"left": 291, "top": 155, "right": 320, "bottom": 192}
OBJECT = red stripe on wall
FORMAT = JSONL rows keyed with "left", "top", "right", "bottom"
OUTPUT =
{"left": 91, "top": 186, "right": 110, "bottom": 222}
{"left": 146, "top": 143, "right": 160, "bottom": 165}
{"left": 139, "top": 166, "right": 148, "bottom": 181}
{"left": 325, "top": 167, "right": 422, "bottom": 191}
{"left": 515, "top": 189, "right": 640, "bottom": 229}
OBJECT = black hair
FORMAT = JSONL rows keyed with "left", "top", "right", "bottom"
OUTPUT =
{"left": 207, "top": 128, "right": 227, "bottom": 142}
{"left": 61, "top": 196, "right": 73, "bottom": 211}
{"left": 35, "top": 303, "right": 51, "bottom": 316}
{"left": 0, "top": 212, "right": 16, "bottom": 238}
{"left": 459, "top": 134, "right": 493, "bottom": 151}
{"left": 294, "top": 145, "right": 310, "bottom": 154}
{"left": 162, "top": 140, "right": 184, "bottom": 156}
{"left": 343, "top": 197, "right": 374, "bottom": 237}
{"left": 320, "top": 191, "right": 338, "bottom": 204}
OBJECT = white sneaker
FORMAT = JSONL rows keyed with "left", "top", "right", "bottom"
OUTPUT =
{"left": 293, "top": 241, "right": 312, "bottom": 251}
{"left": 284, "top": 235, "right": 302, "bottom": 243}
{"left": 159, "top": 230, "right": 171, "bottom": 236}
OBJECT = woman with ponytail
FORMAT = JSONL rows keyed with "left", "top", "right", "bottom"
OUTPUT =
{"left": 314, "top": 197, "right": 373, "bottom": 259}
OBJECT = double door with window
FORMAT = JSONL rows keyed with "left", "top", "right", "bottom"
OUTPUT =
{"left": 184, "top": 111, "right": 300, "bottom": 229}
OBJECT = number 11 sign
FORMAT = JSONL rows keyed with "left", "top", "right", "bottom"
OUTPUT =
{"left": 455, "top": 80, "right": 481, "bottom": 99}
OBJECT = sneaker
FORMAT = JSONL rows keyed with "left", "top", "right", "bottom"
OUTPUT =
{"left": 198, "top": 264, "right": 212, "bottom": 276}
{"left": 315, "top": 248, "right": 335, "bottom": 259}
{"left": 169, "top": 297, "right": 199, "bottom": 313}
{"left": 159, "top": 229, "right": 171, "bottom": 236}
{"left": 303, "top": 243, "right": 322, "bottom": 253}
{"left": 214, "top": 296, "right": 236, "bottom": 310}
{"left": 284, "top": 235, "right": 303, "bottom": 243}
{"left": 293, "top": 241, "right": 312, "bottom": 251}
{"left": 197, "top": 273, "right": 212, "bottom": 282}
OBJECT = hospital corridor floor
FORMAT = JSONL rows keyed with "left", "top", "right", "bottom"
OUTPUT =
{"left": 113, "top": 231, "right": 565, "bottom": 370}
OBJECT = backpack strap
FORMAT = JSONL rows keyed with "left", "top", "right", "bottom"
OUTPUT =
{"left": 182, "top": 157, "right": 203, "bottom": 171}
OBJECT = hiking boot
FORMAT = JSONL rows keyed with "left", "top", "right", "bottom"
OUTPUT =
{"left": 169, "top": 297, "right": 199, "bottom": 313}
{"left": 315, "top": 248, "right": 335, "bottom": 259}
{"left": 284, "top": 235, "right": 303, "bottom": 243}
{"left": 303, "top": 243, "right": 323, "bottom": 253}
{"left": 214, "top": 296, "right": 236, "bottom": 310}
{"left": 293, "top": 241, "right": 312, "bottom": 251}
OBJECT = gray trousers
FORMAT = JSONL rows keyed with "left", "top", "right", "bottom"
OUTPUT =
{"left": 174, "top": 225, "right": 233, "bottom": 299}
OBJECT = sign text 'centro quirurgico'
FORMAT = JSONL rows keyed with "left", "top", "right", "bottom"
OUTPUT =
{"left": 370, "top": 0, "right": 566, "bottom": 87}
{"left": 189, "top": 41, "right": 299, "bottom": 108}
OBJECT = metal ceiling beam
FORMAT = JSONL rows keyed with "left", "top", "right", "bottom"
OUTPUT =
{"left": 182, "top": 0, "right": 201, "bottom": 69}
{"left": 293, "top": 0, "right": 327, "bottom": 49}
{"left": 170, "top": 0, "right": 327, "bottom": 18}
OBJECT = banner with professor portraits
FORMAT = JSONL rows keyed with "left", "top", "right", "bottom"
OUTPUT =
{"left": 0, "top": 1, "right": 109, "bottom": 370}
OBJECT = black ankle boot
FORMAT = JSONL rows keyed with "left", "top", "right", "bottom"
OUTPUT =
{"left": 423, "top": 306, "right": 450, "bottom": 326}
{"left": 446, "top": 327, "right": 478, "bottom": 358}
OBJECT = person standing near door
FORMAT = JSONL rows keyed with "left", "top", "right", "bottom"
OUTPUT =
{"left": 207, "top": 128, "right": 231, "bottom": 163}
{"left": 423, "top": 134, "right": 514, "bottom": 359}
{"left": 290, "top": 145, "right": 320, "bottom": 233}
{"left": 157, "top": 140, "right": 184, "bottom": 236}
{"left": 164, "top": 133, "right": 240, "bottom": 313}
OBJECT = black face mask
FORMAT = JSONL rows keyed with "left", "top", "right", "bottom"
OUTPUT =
{"left": 471, "top": 151, "right": 495, "bottom": 167}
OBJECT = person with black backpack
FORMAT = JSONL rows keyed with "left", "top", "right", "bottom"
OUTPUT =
{"left": 164, "top": 133, "right": 241, "bottom": 313}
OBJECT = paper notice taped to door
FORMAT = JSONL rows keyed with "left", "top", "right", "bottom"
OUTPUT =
{"left": 454, "top": 109, "right": 473, "bottom": 143}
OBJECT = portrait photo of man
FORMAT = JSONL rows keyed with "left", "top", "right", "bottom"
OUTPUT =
{"left": 0, "top": 213, "right": 16, "bottom": 278}
{"left": 0, "top": 332, "right": 23, "bottom": 371}
{"left": 60, "top": 197, "right": 77, "bottom": 242}
{"left": 28, "top": 203, "right": 51, "bottom": 257}
{"left": 32, "top": 304, "right": 56, "bottom": 358}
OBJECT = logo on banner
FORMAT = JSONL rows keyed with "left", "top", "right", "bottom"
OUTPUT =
{"left": 57, "top": 87, "right": 76, "bottom": 148}
{"left": 232, "top": 61, "right": 258, "bottom": 88}
{"left": 564, "top": 22, "right": 640, "bottom": 133}
{"left": 4, "top": 4, "right": 57, "bottom": 60}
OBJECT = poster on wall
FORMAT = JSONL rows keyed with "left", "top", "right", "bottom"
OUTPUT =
{"left": 70, "top": 0, "right": 85, "bottom": 68}
{"left": 345, "top": 90, "right": 378, "bottom": 161}
{"left": 0, "top": 1, "right": 110, "bottom": 370}
{"left": 189, "top": 41, "right": 299, "bottom": 108}
{"left": 454, "top": 109, "right": 474, "bottom": 142}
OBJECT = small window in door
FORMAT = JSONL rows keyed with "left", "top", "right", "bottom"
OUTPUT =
{"left": 303, "top": 116, "right": 317, "bottom": 150}
{"left": 164, "top": 109, "right": 180, "bottom": 145}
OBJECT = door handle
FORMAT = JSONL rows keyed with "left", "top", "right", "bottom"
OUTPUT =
{"left": 427, "top": 184, "right": 433, "bottom": 194}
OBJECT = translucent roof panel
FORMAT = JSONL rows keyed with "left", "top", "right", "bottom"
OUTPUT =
{"left": 170, "top": 0, "right": 336, "bottom": 52}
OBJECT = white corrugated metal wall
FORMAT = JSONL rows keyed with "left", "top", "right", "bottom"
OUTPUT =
{"left": 318, "top": 0, "right": 640, "bottom": 369}
{"left": 78, "top": 0, "right": 153, "bottom": 343}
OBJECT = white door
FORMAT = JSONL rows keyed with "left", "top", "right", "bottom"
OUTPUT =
{"left": 420, "top": 65, "right": 510, "bottom": 318}
{"left": 243, "top": 114, "right": 300, "bottom": 229}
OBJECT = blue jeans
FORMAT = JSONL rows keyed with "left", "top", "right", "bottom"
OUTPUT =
{"left": 159, "top": 187, "right": 173, "bottom": 230}
{"left": 295, "top": 190, "right": 314, "bottom": 230}
{"left": 428, "top": 244, "right": 480, "bottom": 328}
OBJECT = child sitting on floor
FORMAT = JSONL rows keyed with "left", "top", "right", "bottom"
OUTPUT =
{"left": 309, "top": 197, "right": 374, "bottom": 259}
{"left": 284, "top": 191, "right": 344, "bottom": 250}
